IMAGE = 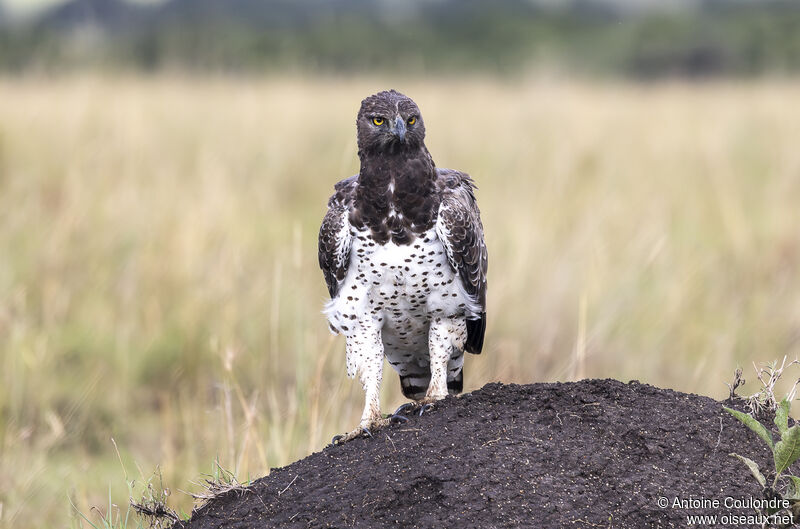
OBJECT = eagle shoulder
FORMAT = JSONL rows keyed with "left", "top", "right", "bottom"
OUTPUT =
{"left": 434, "top": 168, "right": 488, "bottom": 354}
{"left": 318, "top": 175, "right": 357, "bottom": 298}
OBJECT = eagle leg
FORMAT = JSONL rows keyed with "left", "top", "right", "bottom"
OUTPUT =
{"left": 425, "top": 317, "right": 457, "bottom": 402}
{"left": 330, "top": 323, "right": 386, "bottom": 446}
{"left": 356, "top": 351, "right": 383, "bottom": 427}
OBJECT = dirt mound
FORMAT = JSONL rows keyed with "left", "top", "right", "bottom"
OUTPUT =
{"left": 174, "top": 379, "right": 795, "bottom": 528}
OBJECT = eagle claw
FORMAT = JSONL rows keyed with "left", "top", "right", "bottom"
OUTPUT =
{"left": 395, "top": 403, "right": 414, "bottom": 415}
{"left": 389, "top": 414, "right": 409, "bottom": 424}
{"left": 388, "top": 402, "right": 421, "bottom": 423}
{"left": 386, "top": 402, "right": 433, "bottom": 422}
{"left": 329, "top": 426, "right": 375, "bottom": 447}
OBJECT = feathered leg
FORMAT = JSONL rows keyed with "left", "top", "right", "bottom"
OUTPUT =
{"left": 356, "top": 334, "right": 384, "bottom": 429}
{"left": 424, "top": 317, "right": 462, "bottom": 402}
{"left": 332, "top": 322, "right": 386, "bottom": 444}
{"left": 387, "top": 318, "right": 466, "bottom": 425}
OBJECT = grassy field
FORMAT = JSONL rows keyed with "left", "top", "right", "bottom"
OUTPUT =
{"left": 0, "top": 75, "right": 799, "bottom": 528}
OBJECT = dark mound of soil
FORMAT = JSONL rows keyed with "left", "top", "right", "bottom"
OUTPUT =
{"left": 175, "top": 379, "right": 797, "bottom": 528}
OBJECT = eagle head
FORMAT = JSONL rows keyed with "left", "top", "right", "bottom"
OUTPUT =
{"left": 356, "top": 90, "right": 426, "bottom": 154}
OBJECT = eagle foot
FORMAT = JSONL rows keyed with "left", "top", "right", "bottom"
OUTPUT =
{"left": 330, "top": 427, "right": 370, "bottom": 446}
{"left": 389, "top": 414, "right": 409, "bottom": 424}
{"left": 388, "top": 401, "right": 434, "bottom": 421}
{"left": 330, "top": 419, "right": 390, "bottom": 447}
{"left": 387, "top": 403, "right": 416, "bottom": 424}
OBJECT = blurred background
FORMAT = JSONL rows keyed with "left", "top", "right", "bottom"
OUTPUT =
{"left": 1, "top": 0, "right": 799, "bottom": 527}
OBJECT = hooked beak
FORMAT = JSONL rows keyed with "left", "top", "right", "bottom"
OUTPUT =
{"left": 391, "top": 116, "right": 406, "bottom": 143}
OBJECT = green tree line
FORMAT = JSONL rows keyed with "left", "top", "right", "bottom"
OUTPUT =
{"left": 0, "top": 0, "right": 799, "bottom": 76}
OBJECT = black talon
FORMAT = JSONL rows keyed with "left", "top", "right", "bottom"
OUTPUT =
{"left": 389, "top": 403, "right": 414, "bottom": 424}
{"left": 331, "top": 427, "right": 372, "bottom": 447}
{"left": 419, "top": 403, "right": 434, "bottom": 416}
{"left": 390, "top": 414, "right": 409, "bottom": 424}
{"left": 393, "top": 403, "right": 414, "bottom": 416}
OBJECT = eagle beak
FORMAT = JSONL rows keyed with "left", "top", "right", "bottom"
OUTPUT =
{"left": 392, "top": 116, "right": 406, "bottom": 142}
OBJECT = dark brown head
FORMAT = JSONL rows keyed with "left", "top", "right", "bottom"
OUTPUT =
{"left": 356, "top": 90, "right": 426, "bottom": 155}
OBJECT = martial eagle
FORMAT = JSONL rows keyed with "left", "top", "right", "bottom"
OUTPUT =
{"left": 318, "top": 90, "right": 488, "bottom": 442}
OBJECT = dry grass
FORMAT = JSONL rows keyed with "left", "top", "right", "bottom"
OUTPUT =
{"left": 0, "top": 75, "right": 799, "bottom": 527}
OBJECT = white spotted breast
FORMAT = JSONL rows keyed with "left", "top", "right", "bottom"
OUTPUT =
{"left": 324, "top": 228, "right": 470, "bottom": 337}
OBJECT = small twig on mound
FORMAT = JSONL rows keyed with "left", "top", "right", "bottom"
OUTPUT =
{"left": 726, "top": 367, "right": 745, "bottom": 401}
{"left": 713, "top": 417, "right": 723, "bottom": 451}
{"left": 278, "top": 475, "right": 298, "bottom": 496}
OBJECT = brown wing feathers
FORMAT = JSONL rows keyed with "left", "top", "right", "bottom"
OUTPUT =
{"left": 436, "top": 169, "right": 488, "bottom": 354}
{"left": 318, "top": 176, "right": 357, "bottom": 297}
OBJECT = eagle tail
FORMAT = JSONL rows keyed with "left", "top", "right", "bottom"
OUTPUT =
{"left": 447, "top": 370, "right": 463, "bottom": 395}
{"left": 465, "top": 312, "right": 486, "bottom": 354}
{"left": 400, "top": 373, "right": 430, "bottom": 401}
{"left": 399, "top": 368, "right": 464, "bottom": 399}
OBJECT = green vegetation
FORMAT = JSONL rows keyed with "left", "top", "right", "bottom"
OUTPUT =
{"left": 727, "top": 400, "right": 800, "bottom": 486}
{"left": 1, "top": 0, "right": 800, "bottom": 76}
{"left": 725, "top": 361, "right": 800, "bottom": 518}
{"left": 70, "top": 462, "right": 181, "bottom": 529}
{"left": 1, "top": 76, "right": 799, "bottom": 527}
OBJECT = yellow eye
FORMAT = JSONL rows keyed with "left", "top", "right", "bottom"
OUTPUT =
{"left": 407, "top": 117, "right": 416, "bottom": 125}
{"left": 372, "top": 117, "right": 384, "bottom": 126}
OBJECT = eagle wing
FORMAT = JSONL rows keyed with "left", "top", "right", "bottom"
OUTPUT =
{"left": 435, "top": 168, "right": 488, "bottom": 354}
{"left": 318, "top": 175, "right": 357, "bottom": 298}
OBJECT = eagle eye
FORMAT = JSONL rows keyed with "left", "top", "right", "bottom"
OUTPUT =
{"left": 407, "top": 116, "right": 417, "bottom": 126}
{"left": 372, "top": 117, "right": 385, "bottom": 126}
